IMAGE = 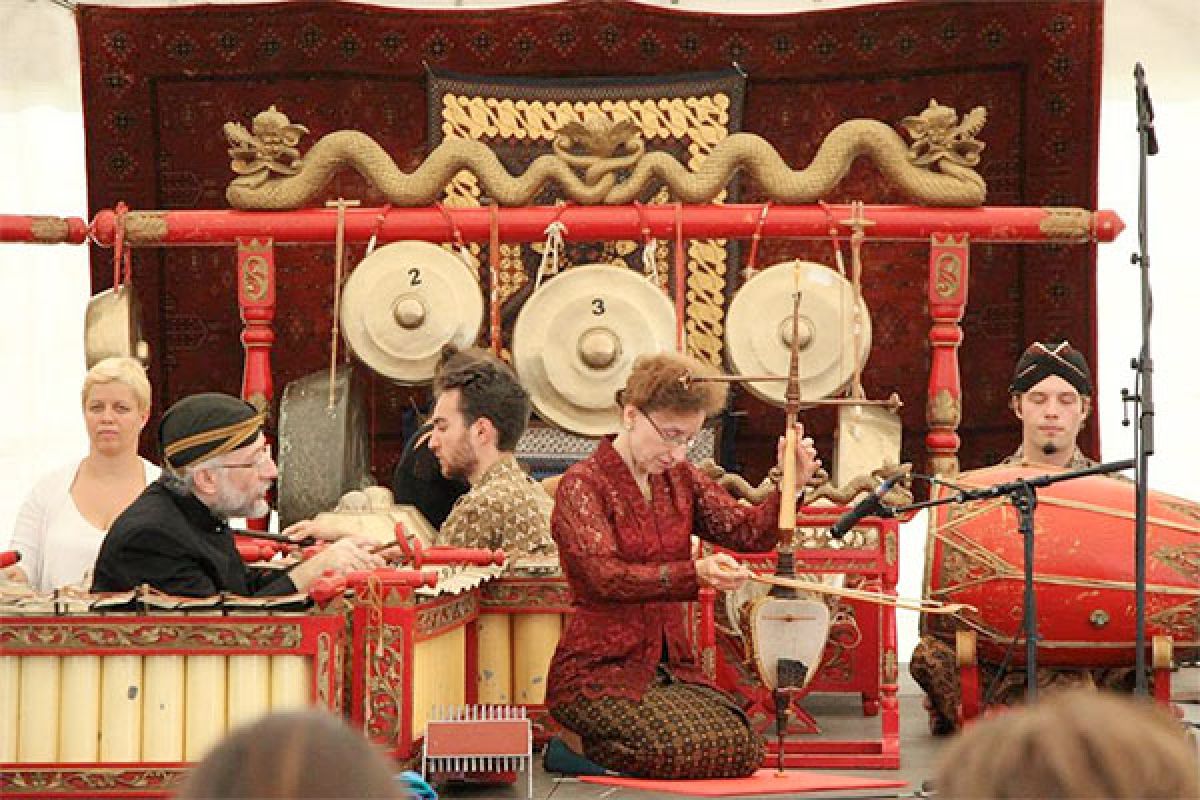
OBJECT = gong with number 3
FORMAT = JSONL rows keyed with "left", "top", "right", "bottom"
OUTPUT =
{"left": 513, "top": 263, "right": 676, "bottom": 436}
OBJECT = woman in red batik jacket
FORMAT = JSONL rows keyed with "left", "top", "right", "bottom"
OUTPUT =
{"left": 543, "top": 352, "right": 820, "bottom": 779}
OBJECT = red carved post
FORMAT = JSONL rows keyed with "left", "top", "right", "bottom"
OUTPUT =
{"left": 878, "top": 518, "right": 900, "bottom": 754}
{"left": 926, "top": 234, "right": 970, "bottom": 477}
{"left": 236, "top": 237, "right": 276, "bottom": 411}
{"left": 237, "top": 237, "right": 276, "bottom": 531}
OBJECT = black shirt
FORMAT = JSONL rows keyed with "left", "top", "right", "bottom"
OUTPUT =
{"left": 391, "top": 421, "right": 468, "bottom": 529}
{"left": 91, "top": 478, "right": 296, "bottom": 597}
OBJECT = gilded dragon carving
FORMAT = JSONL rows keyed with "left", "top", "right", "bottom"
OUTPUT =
{"left": 224, "top": 100, "right": 987, "bottom": 210}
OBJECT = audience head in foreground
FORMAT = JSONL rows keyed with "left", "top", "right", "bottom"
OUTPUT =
{"left": 178, "top": 709, "right": 402, "bottom": 799}
{"left": 933, "top": 688, "right": 1199, "bottom": 799}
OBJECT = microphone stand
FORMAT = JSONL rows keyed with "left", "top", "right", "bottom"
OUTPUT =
{"left": 1126, "top": 62, "right": 1159, "bottom": 696}
{"left": 880, "top": 459, "right": 1135, "bottom": 704}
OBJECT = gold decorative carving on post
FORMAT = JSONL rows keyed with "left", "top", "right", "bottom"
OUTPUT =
{"left": 929, "top": 454, "right": 960, "bottom": 479}
{"left": 28, "top": 216, "right": 69, "bottom": 242}
{"left": 122, "top": 211, "right": 169, "bottom": 243}
{"left": 364, "top": 624, "right": 406, "bottom": 742}
{"left": 317, "top": 631, "right": 332, "bottom": 710}
{"left": 882, "top": 649, "right": 898, "bottom": 684}
{"left": 933, "top": 250, "right": 963, "bottom": 298}
{"left": 1039, "top": 207, "right": 1093, "bottom": 239}
{"left": 927, "top": 388, "right": 962, "bottom": 428}
{"left": 241, "top": 254, "right": 270, "bottom": 302}
{"left": 885, "top": 528, "right": 898, "bottom": 567}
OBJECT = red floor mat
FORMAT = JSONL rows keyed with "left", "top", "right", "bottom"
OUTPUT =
{"left": 580, "top": 768, "right": 907, "bottom": 796}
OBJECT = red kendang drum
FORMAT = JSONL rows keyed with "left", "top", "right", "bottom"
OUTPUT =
{"left": 922, "top": 464, "right": 1199, "bottom": 667}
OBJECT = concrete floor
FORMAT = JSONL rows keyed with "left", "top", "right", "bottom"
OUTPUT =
{"left": 437, "top": 668, "right": 1200, "bottom": 800}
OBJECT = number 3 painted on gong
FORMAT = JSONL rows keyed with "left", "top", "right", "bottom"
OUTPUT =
{"left": 591, "top": 297, "right": 606, "bottom": 315}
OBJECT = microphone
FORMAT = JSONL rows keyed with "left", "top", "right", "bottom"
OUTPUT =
{"left": 829, "top": 476, "right": 899, "bottom": 538}
{"left": 0, "top": 550, "right": 22, "bottom": 569}
{"left": 1134, "top": 62, "right": 1159, "bottom": 156}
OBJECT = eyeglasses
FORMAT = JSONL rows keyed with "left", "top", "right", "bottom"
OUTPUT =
{"left": 212, "top": 447, "right": 274, "bottom": 470}
{"left": 638, "top": 407, "right": 698, "bottom": 449}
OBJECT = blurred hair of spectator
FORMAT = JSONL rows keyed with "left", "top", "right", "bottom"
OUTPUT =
{"left": 934, "top": 689, "right": 1199, "bottom": 799}
{"left": 177, "top": 709, "right": 404, "bottom": 799}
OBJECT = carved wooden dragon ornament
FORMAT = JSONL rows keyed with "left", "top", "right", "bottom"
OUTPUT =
{"left": 224, "top": 99, "right": 987, "bottom": 209}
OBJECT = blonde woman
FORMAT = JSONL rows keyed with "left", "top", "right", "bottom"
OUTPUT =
{"left": 4, "top": 357, "right": 159, "bottom": 591}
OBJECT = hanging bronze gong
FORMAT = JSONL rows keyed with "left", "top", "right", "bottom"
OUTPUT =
{"left": 276, "top": 365, "right": 373, "bottom": 528}
{"left": 725, "top": 260, "right": 872, "bottom": 407}
{"left": 512, "top": 264, "right": 676, "bottom": 436}
{"left": 84, "top": 284, "right": 148, "bottom": 368}
{"left": 339, "top": 241, "right": 484, "bottom": 385}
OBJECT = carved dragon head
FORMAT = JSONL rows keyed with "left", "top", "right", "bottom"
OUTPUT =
{"left": 554, "top": 114, "right": 643, "bottom": 158}
{"left": 901, "top": 99, "right": 987, "bottom": 168}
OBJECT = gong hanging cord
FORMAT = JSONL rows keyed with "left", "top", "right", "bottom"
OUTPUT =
{"left": 743, "top": 202, "right": 771, "bottom": 278}
{"left": 435, "top": 201, "right": 474, "bottom": 268}
{"left": 534, "top": 219, "right": 568, "bottom": 292}
{"left": 326, "top": 198, "right": 357, "bottom": 409}
{"left": 633, "top": 201, "right": 661, "bottom": 287}
{"left": 488, "top": 201, "right": 502, "bottom": 356}
{"left": 112, "top": 201, "right": 132, "bottom": 290}
{"left": 846, "top": 200, "right": 869, "bottom": 399}
{"left": 673, "top": 202, "right": 686, "bottom": 353}
{"left": 365, "top": 203, "right": 392, "bottom": 256}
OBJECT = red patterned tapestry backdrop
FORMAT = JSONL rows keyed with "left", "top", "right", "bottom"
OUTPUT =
{"left": 77, "top": 0, "right": 1103, "bottom": 483}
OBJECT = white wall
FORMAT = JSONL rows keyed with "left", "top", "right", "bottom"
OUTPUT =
{"left": 2, "top": 2, "right": 1197, "bottom": 660}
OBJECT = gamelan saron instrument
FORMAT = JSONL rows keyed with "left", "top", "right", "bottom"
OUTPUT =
{"left": 0, "top": 591, "right": 342, "bottom": 797}
{"left": 923, "top": 463, "right": 1200, "bottom": 667}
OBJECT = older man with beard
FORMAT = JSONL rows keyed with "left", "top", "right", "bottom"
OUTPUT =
{"left": 92, "top": 392, "right": 381, "bottom": 597}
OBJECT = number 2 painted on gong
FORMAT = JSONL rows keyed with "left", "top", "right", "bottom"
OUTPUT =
{"left": 592, "top": 297, "right": 606, "bottom": 315}
{"left": 408, "top": 268, "right": 422, "bottom": 287}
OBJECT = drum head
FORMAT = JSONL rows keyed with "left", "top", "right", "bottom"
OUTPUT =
{"left": 725, "top": 260, "right": 870, "bottom": 407}
{"left": 513, "top": 264, "right": 676, "bottom": 436}
{"left": 340, "top": 241, "right": 483, "bottom": 384}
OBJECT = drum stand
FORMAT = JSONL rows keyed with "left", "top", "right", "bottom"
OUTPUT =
{"left": 894, "top": 458, "right": 1135, "bottom": 703}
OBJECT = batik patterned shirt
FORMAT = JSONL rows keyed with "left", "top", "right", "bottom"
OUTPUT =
{"left": 435, "top": 454, "right": 556, "bottom": 558}
{"left": 1001, "top": 445, "right": 1096, "bottom": 470}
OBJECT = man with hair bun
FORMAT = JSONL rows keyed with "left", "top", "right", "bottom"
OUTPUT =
{"left": 92, "top": 392, "right": 382, "bottom": 597}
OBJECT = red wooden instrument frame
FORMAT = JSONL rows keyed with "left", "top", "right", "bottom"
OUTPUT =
{"left": 0, "top": 612, "right": 345, "bottom": 799}
{"left": 713, "top": 515, "right": 901, "bottom": 769}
